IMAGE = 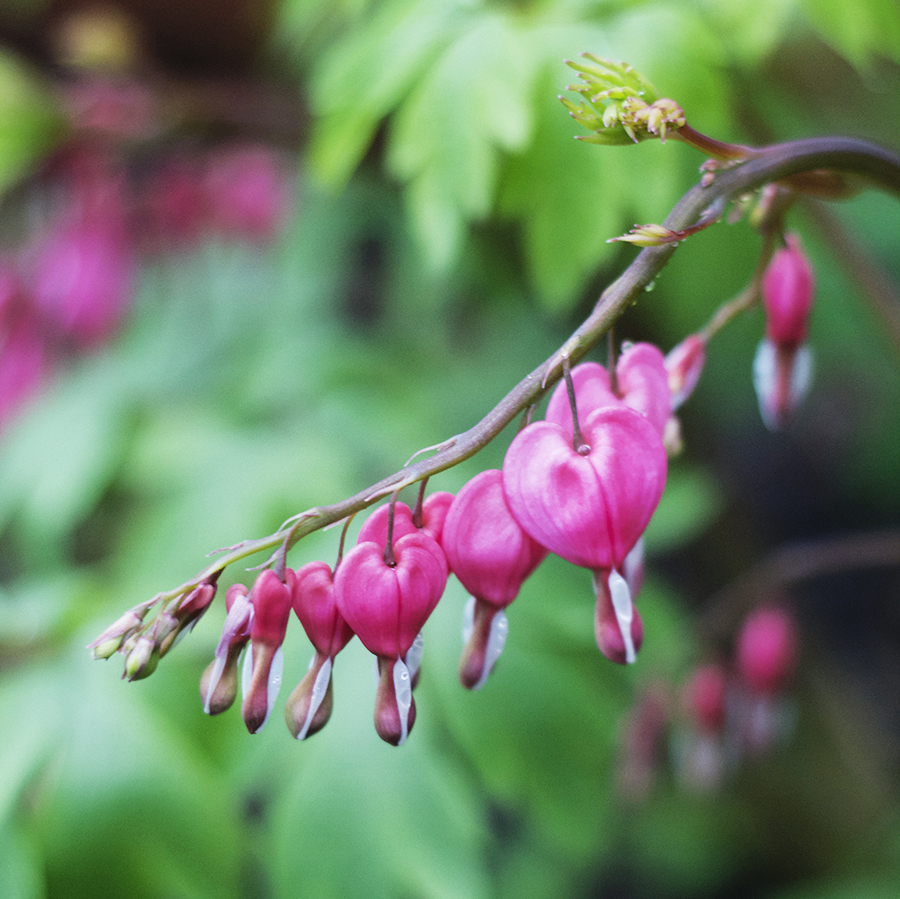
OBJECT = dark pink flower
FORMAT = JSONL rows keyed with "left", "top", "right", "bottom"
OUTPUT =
{"left": 285, "top": 561, "right": 354, "bottom": 740}
{"left": 503, "top": 406, "right": 667, "bottom": 571}
{"left": 665, "top": 333, "right": 706, "bottom": 411}
{"left": 735, "top": 606, "right": 797, "bottom": 696}
{"left": 334, "top": 532, "right": 447, "bottom": 744}
{"left": 762, "top": 234, "right": 814, "bottom": 347}
{"left": 443, "top": 469, "right": 547, "bottom": 689}
{"left": 241, "top": 568, "right": 294, "bottom": 733}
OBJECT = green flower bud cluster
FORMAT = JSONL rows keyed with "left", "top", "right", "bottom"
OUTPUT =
{"left": 87, "top": 581, "right": 217, "bottom": 681}
{"left": 560, "top": 55, "right": 685, "bottom": 145}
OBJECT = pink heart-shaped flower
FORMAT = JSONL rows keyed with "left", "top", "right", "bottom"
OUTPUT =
{"left": 502, "top": 405, "right": 667, "bottom": 570}
{"left": 334, "top": 531, "right": 448, "bottom": 659}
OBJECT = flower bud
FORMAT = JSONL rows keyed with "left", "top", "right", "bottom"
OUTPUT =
{"left": 665, "top": 334, "right": 706, "bottom": 411}
{"left": 242, "top": 569, "right": 294, "bottom": 734}
{"left": 762, "top": 234, "right": 814, "bottom": 347}
{"left": 443, "top": 469, "right": 547, "bottom": 689}
{"left": 201, "top": 584, "right": 252, "bottom": 715}
{"left": 88, "top": 605, "right": 149, "bottom": 659}
{"left": 285, "top": 652, "right": 335, "bottom": 740}
{"left": 683, "top": 663, "right": 728, "bottom": 733}
{"left": 735, "top": 606, "right": 797, "bottom": 696}
{"left": 123, "top": 633, "right": 158, "bottom": 681}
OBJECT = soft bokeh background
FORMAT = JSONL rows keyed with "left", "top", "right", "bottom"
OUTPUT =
{"left": 2, "top": 1, "right": 900, "bottom": 897}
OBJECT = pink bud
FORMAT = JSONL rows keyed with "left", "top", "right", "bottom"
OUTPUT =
{"left": 291, "top": 561, "right": 354, "bottom": 658}
{"left": 735, "top": 606, "right": 797, "bottom": 695}
{"left": 357, "top": 502, "right": 418, "bottom": 548}
{"left": 503, "top": 406, "right": 667, "bottom": 571}
{"left": 334, "top": 532, "right": 448, "bottom": 660}
{"left": 201, "top": 584, "right": 252, "bottom": 715}
{"left": 32, "top": 212, "right": 133, "bottom": 347}
{"left": 443, "top": 469, "right": 547, "bottom": 608}
{"left": 545, "top": 361, "right": 618, "bottom": 434}
{"left": 683, "top": 664, "right": 728, "bottom": 733}
{"left": 203, "top": 143, "right": 292, "bottom": 242}
{"left": 242, "top": 569, "right": 294, "bottom": 734}
{"left": 418, "top": 490, "right": 455, "bottom": 544}
{"left": 762, "top": 233, "right": 814, "bottom": 347}
{"left": 665, "top": 334, "right": 706, "bottom": 411}
{"left": 616, "top": 342, "right": 671, "bottom": 436}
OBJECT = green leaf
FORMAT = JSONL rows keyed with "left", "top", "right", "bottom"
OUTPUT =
{"left": 0, "top": 49, "right": 63, "bottom": 197}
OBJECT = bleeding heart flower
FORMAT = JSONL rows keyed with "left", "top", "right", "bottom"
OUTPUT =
{"left": 334, "top": 531, "right": 448, "bottom": 744}
{"left": 285, "top": 561, "right": 355, "bottom": 740}
{"left": 241, "top": 568, "right": 294, "bottom": 734}
{"left": 545, "top": 343, "right": 670, "bottom": 438}
{"left": 503, "top": 405, "right": 667, "bottom": 571}
{"left": 442, "top": 469, "right": 547, "bottom": 689}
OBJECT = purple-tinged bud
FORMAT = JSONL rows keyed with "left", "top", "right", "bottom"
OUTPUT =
{"left": 683, "top": 664, "right": 728, "bottom": 733}
{"left": 88, "top": 604, "right": 150, "bottom": 659}
{"left": 762, "top": 234, "right": 814, "bottom": 347}
{"left": 201, "top": 584, "right": 252, "bottom": 715}
{"left": 242, "top": 569, "right": 294, "bottom": 734}
{"left": 123, "top": 633, "right": 158, "bottom": 681}
{"left": 736, "top": 606, "right": 797, "bottom": 696}
{"left": 665, "top": 334, "right": 706, "bottom": 411}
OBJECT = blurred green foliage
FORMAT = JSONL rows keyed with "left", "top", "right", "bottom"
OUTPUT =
{"left": 2, "top": 1, "right": 900, "bottom": 898}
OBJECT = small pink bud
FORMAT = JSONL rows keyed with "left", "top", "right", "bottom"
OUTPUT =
{"left": 242, "top": 569, "right": 294, "bottom": 733}
{"left": 616, "top": 342, "right": 671, "bottom": 436}
{"left": 665, "top": 334, "right": 706, "bottom": 411}
{"left": 762, "top": 234, "right": 814, "bottom": 347}
{"left": 285, "top": 561, "right": 354, "bottom": 739}
{"left": 735, "top": 606, "right": 798, "bottom": 695}
{"left": 683, "top": 663, "right": 728, "bottom": 733}
{"left": 444, "top": 470, "right": 547, "bottom": 608}
{"left": 503, "top": 406, "right": 667, "bottom": 571}
{"left": 203, "top": 143, "right": 292, "bottom": 242}
{"left": 201, "top": 584, "right": 252, "bottom": 715}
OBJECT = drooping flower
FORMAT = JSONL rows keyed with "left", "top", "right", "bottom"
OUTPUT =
{"left": 545, "top": 342, "right": 671, "bottom": 438}
{"left": 241, "top": 568, "right": 294, "bottom": 734}
{"left": 334, "top": 532, "right": 448, "bottom": 745}
{"left": 285, "top": 561, "right": 354, "bottom": 740}
{"left": 503, "top": 405, "right": 667, "bottom": 664}
{"left": 442, "top": 469, "right": 547, "bottom": 689}
{"left": 753, "top": 233, "right": 815, "bottom": 429}
{"left": 200, "top": 583, "right": 253, "bottom": 716}
{"left": 736, "top": 606, "right": 797, "bottom": 696}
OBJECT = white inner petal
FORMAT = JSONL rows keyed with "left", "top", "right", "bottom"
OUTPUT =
{"left": 203, "top": 653, "right": 228, "bottom": 715}
{"left": 297, "top": 655, "right": 332, "bottom": 741}
{"left": 608, "top": 568, "right": 636, "bottom": 664}
{"left": 393, "top": 657, "right": 412, "bottom": 746}
{"left": 462, "top": 596, "right": 476, "bottom": 644}
{"left": 405, "top": 632, "right": 424, "bottom": 681}
{"left": 259, "top": 646, "right": 285, "bottom": 733}
{"left": 472, "top": 609, "right": 508, "bottom": 692}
